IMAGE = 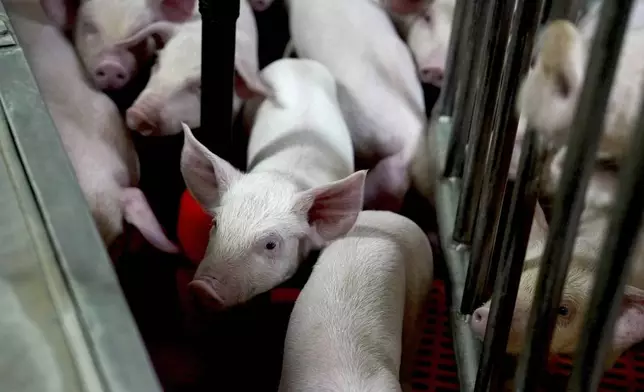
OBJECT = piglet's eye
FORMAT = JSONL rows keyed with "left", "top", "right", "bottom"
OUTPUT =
{"left": 423, "top": 13, "right": 432, "bottom": 23}
{"left": 558, "top": 305, "right": 569, "bottom": 316}
{"left": 265, "top": 241, "right": 276, "bottom": 250}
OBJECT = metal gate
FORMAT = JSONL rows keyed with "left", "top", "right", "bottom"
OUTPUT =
{"left": 430, "top": 0, "right": 644, "bottom": 391}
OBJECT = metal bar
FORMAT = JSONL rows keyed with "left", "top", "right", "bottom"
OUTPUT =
{"left": 199, "top": 0, "right": 239, "bottom": 162}
{"left": 546, "top": 0, "right": 584, "bottom": 21}
{"left": 459, "top": 0, "right": 517, "bottom": 312}
{"left": 434, "top": 116, "right": 481, "bottom": 392}
{"left": 567, "top": 82, "right": 644, "bottom": 392}
{"left": 434, "top": 0, "right": 468, "bottom": 118}
{"left": 514, "top": 0, "right": 636, "bottom": 390}
{"left": 443, "top": 1, "right": 492, "bottom": 180}
{"left": 439, "top": 0, "right": 471, "bottom": 178}
{"left": 461, "top": 0, "right": 547, "bottom": 314}
{"left": 475, "top": 129, "right": 540, "bottom": 392}
{"left": 452, "top": 0, "right": 508, "bottom": 245}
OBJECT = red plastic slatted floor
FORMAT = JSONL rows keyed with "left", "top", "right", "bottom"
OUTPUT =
{"left": 159, "top": 272, "right": 644, "bottom": 391}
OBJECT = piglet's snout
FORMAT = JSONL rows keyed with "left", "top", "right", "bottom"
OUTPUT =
{"left": 470, "top": 307, "right": 489, "bottom": 339}
{"left": 93, "top": 52, "right": 135, "bottom": 91}
{"left": 420, "top": 66, "right": 444, "bottom": 86}
{"left": 126, "top": 106, "right": 158, "bottom": 136}
{"left": 188, "top": 277, "right": 225, "bottom": 312}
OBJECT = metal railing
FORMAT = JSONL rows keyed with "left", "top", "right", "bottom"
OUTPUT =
{"left": 432, "top": 0, "right": 644, "bottom": 391}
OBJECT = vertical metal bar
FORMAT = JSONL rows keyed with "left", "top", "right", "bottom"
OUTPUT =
{"left": 198, "top": 0, "right": 239, "bottom": 161}
{"left": 567, "top": 81, "right": 644, "bottom": 392}
{"left": 461, "top": 0, "right": 546, "bottom": 314}
{"left": 474, "top": 129, "right": 540, "bottom": 392}
{"left": 439, "top": 0, "right": 471, "bottom": 178}
{"left": 443, "top": 1, "right": 492, "bottom": 180}
{"left": 514, "top": 1, "right": 636, "bottom": 390}
{"left": 453, "top": 0, "right": 506, "bottom": 244}
{"left": 546, "top": 0, "right": 584, "bottom": 21}
{"left": 435, "top": 0, "right": 468, "bottom": 118}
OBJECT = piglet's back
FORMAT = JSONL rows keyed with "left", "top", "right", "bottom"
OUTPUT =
{"left": 279, "top": 211, "right": 433, "bottom": 392}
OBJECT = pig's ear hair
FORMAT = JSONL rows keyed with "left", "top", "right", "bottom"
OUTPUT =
{"left": 612, "top": 285, "right": 644, "bottom": 355}
{"left": 116, "top": 21, "right": 177, "bottom": 52}
{"left": 151, "top": 0, "right": 197, "bottom": 22}
{"left": 180, "top": 123, "right": 243, "bottom": 209}
{"left": 40, "top": 0, "right": 80, "bottom": 31}
{"left": 385, "top": 0, "right": 426, "bottom": 14}
{"left": 294, "top": 170, "right": 367, "bottom": 245}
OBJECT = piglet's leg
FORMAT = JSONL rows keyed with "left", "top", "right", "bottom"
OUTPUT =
{"left": 121, "top": 187, "right": 180, "bottom": 254}
{"left": 363, "top": 154, "right": 410, "bottom": 212}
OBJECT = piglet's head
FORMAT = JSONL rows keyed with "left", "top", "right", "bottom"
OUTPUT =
{"left": 41, "top": 0, "right": 196, "bottom": 92}
{"left": 471, "top": 262, "right": 644, "bottom": 366}
{"left": 125, "top": 1, "right": 269, "bottom": 136}
{"left": 404, "top": 0, "right": 454, "bottom": 87}
{"left": 179, "top": 124, "right": 366, "bottom": 310}
{"left": 122, "top": 20, "right": 203, "bottom": 136}
{"left": 517, "top": 20, "right": 586, "bottom": 149}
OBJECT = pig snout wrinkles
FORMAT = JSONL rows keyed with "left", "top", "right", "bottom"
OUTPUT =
{"left": 92, "top": 51, "right": 136, "bottom": 91}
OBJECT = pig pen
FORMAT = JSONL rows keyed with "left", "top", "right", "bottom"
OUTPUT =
{"left": 2, "top": 0, "right": 644, "bottom": 391}
{"left": 108, "top": 2, "right": 459, "bottom": 390}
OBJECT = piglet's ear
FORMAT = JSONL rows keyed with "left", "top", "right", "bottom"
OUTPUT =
{"left": 40, "top": 0, "right": 80, "bottom": 31}
{"left": 295, "top": 170, "right": 367, "bottom": 245}
{"left": 234, "top": 72, "right": 257, "bottom": 100}
{"left": 180, "top": 123, "right": 243, "bottom": 210}
{"left": 538, "top": 20, "right": 584, "bottom": 98}
{"left": 116, "top": 21, "right": 177, "bottom": 52}
{"left": 611, "top": 285, "right": 644, "bottom": 356}
{"left": 151, "top": 0, "right": 196, "bottom": 22}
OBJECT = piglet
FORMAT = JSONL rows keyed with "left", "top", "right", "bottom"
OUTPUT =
{"left": 516, "top": 19, "right": 644, "bottom": 164}
{"left": 471, "top": 155, "right": 644, "bottom": 368}
{"left": 40, "top": 0, "right": 198, "bottom": 92}
{"left": 286, "top": 0, "right": 437, "bottom": 211}
{"left": 181, "top": 58, "right": 366, "bottom": 310}
{"left": 7, "top": 0, "right": 178, "bottom": 255}
{"left": 278, "top": 210, "right": 433, "bottom": 392}
{"left": 392, "top": 0, "right": 455, "bottom": 87}
{"left": 122, "top": 0, "right": 270, "bottom": 136}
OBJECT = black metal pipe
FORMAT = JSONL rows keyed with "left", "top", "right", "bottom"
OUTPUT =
{"left": 198, "top": 0, "right": 239, "bottom": 162}
{"left": 439, "top": 0, "right": 471, "bottom": 178}
{"left": 567, "top": 81, "right": 644, "bottom": 392}
{"left": 450, "top": 0, "right": 500, "bottom": 244}
{"left": 443, "top": 1, "right": 491, "bottom": 180}
{"left": 474, "top": 129, "right": 540, "bottom": 392}
{"left": 513, "top": 0, "right": 636, "bottom": 390}
{"left": 461, "top": 0, "right": 547, "bottom": 315}
{"left": 546, "top": 0, "right": 584, "bottom": 22}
